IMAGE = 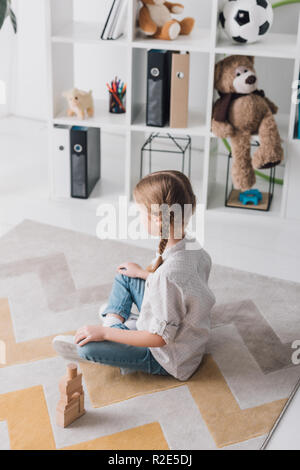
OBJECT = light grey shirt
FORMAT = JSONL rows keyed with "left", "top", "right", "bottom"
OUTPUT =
{"left": 136, "top": 237, "right": 216, "bottom": 381}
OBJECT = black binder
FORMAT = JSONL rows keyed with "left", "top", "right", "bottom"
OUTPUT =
{"left": 70, "top": 126, "right": 101, "bottom": 199}
{"left": 146, "top": 49, "right": 172, "bottom": 127}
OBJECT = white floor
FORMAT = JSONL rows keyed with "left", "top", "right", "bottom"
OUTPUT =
{"left": 1, "top": 115, "right": 300, "bottom": 284}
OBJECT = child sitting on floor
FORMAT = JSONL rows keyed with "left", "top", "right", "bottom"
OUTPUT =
{"left": 53, "top": 170, "right": 215, "bottom": 381}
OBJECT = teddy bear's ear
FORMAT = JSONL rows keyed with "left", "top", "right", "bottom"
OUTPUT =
{"left": 247, "top": 56, "right": 255, "bottom": 65}
{"left": 214, "top": 61, "right": 223, "bottom": 89}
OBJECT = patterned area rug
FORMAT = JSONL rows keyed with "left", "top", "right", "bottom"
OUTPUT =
{"left": 0, "top": 220, "right": 299, "bottom": 450}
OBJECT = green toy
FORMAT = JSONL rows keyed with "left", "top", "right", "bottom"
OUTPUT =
{"left": 273, "top": 0, "right": 300, "bottom": 8}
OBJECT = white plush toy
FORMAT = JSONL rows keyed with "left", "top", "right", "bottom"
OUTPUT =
{"left": 62, "top": 88, "right": 94, "bottom": 120}
{"left": 219, "top": 0, "right": 274, "bottom": 44}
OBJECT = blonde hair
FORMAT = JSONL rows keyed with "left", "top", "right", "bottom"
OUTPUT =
{"left": 134, "top": 170, "right": 196, "bottom": 273}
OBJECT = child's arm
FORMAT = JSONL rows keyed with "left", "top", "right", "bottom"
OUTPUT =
{"left": 75, "top": 325, "right": 166, "bottom": 348}
{"left": 105, "top": 328, "right": 166, "bottom": 347}
{"left": 117, "top": 262, "right": 149, "bottom": 280}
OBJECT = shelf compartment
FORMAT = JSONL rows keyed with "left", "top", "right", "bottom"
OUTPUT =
{"left": 132, "top": 28, "right": 212, "bottom": 53}
{"left": 53, "top": 99, "right": 127, "bottom": 130}
{"left": 207, "top": 181, "right": 284, "bottom": 218}
{"left": 128, "top": 130, "right": 205, "bottom": 200}
{"left": 52, "top": 21, "right": 128, "bottom": 46}
{"left": 50, "top": 128, "right": 127, "bottom": 202}
{"left": 130, "top": 48, "right": 210, "bottom": 137}
{"left": 131, "top": 105, "right": 207, "bottom": 137}
{"left": 207, "top": 147, "right": 286, "bottom": 218}
{"left": 212, "top": 54, "right": 293, "bottom": 142}
{"left": 216, "top": 33, "right": 297, "bottom": 60}
{"left": 51, "top": 40, "right": 129, "bottom": 127}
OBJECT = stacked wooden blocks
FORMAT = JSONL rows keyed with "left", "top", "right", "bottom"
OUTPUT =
{"left": 56, "top": 363, "right": 86, "bottom": 428}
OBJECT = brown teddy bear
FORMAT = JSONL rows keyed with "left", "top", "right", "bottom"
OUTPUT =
{"left": 138, "top": 0, "right": 195, "bottom": 41}
{"left": 212, "top": 55, "right": 284, "bottom": 192}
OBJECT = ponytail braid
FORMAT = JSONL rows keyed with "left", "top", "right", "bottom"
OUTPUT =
{"left": 146, "top": 208, "right": 170, "bottom": 273}
{"left": 134, "top": 170, "right": 197, "bottom": 275}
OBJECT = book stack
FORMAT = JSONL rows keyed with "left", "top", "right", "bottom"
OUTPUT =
{"left": 101, "top": 0, "right": 128, "bottom": 40}
{"left": 146, "top": 50, "right": 190, "bottom": 129}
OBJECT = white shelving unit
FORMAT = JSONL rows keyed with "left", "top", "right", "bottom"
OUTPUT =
{"left": 215, "top": 32, "right": 298, "bottom": 59}
{"left": 45, "top": 0, "right": 300, "bottom": 223}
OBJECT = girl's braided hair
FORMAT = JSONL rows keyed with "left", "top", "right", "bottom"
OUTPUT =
{"left": 134, "top": 170, "right": 196, "bottom": 273}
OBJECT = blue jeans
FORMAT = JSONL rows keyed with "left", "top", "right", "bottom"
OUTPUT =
{"left": 77, "top": 274, "right": 169, "bottom": 376}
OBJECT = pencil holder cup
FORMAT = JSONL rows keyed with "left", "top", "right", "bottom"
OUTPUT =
{"left": 109, "top": 92, "right": 126, "bottom": 114}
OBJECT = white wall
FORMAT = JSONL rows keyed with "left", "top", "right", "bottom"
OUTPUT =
{"left": 12, "top": 0, "right": 48, "bottom": 120}
{"left": 5, "top": 0, "right": 300, "bottom": 121}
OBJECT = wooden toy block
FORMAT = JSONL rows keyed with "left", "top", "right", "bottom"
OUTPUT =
{"left": 56, "top": 410, "right": 66, "bottom": 428}
{"left": 79, "top": 392, "right": 84, "bottom": 413}
{"left": 56, "top": 363, "right": 86, "bottom": 428}
{"left": 57, "top": 394, "right": 72, "bottom": 406}
{"left": 56, "top": 395, "right": 80, "bottom": 414}
{"left": 58, "top": 399, "right": 80, "bottom": 416}
{"left": 67, "top": 363, "right": 78, "bottom": 379}
{"left": 64, "top": 406, "right": 85, "bottom": 427}
{"left": 59, "top": 374, "right": 83, "bottom": 395}
{"left": 56, "top": 399, "right": 86, "bottom": 428}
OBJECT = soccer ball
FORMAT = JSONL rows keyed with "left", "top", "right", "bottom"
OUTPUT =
{"left": 219, "top": 0, "right": 274, "bottom": 44}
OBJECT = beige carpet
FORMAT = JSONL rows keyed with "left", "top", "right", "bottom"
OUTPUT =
{"left": 80, "top": 356, "right": 287, "bottom": 448}
{"left": 0, "top": 220, "right": 299, "bottom": 450}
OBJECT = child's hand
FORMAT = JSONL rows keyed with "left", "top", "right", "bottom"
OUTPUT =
{"left": 75, "top": 325, "right": 107, "bottom": 346}
{"left": 117, "top": 262, "right": 149, "bottom": 280}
